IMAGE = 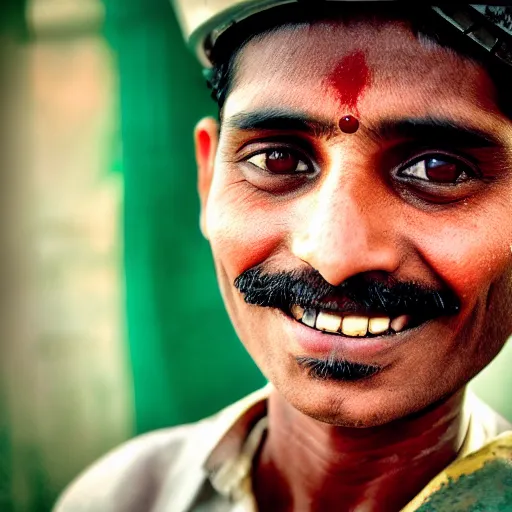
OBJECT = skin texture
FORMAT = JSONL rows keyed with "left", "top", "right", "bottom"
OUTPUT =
{"left": 195, "top": 17, "right": 512, "bottom": 512}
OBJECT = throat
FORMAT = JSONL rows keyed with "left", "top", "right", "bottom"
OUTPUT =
{"left": 252, "top": 390, "right": 466, "bottom": 512}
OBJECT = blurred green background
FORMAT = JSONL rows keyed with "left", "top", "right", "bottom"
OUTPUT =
{"left": 0, "top": 0, "right": 510, "bottom": 511}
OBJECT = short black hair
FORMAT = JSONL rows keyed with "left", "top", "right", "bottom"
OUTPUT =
{"left": 204, "top": 4, "right": 512, "bottom": 119}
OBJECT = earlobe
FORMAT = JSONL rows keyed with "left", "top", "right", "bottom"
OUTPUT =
{"left": 194, "top": 117, "right": 219, "bottom": 240}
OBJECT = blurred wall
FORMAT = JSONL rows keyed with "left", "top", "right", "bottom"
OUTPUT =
{"left": 471, "top": 342, "right": 512, "bottom": 420}
{"left": 105, "top": 0, "right": 266, "bottom": 435}
{"left": 1, "top": 1, "right": 133, "bottom": 510}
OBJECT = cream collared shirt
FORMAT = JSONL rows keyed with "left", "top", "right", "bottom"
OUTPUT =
{"left": 55, "top": 385, "right": 511, "bottom": 512}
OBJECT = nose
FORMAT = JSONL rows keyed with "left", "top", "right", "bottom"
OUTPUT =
{"left": 291, "top": 176, "right": 400, "bottom": 286}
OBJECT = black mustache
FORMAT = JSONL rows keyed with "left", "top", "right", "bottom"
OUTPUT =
{"left": 234, "top": 267, "right": 460, "bottom": 318}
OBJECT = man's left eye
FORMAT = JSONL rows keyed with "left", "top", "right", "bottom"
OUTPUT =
{"left": 398, "top": 155, "right": 476, "bottom": 184}
{"left": 246, "top": 150, "right": 311, "bottom": 174}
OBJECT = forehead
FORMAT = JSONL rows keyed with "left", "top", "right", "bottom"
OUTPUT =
{"left": 223, "top": 19, "right": 501, "bottom": 125}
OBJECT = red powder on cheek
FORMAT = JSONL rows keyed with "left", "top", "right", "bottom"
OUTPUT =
{"left": 325, "top": 50, "right": 371, "bottom": 115}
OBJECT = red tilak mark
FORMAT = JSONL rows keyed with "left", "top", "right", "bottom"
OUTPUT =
{"left": 325, "top": 50, "right": 371, "bottom": 115}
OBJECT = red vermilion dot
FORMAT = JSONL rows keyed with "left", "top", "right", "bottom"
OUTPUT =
{"left": 339, "top": 115, "right": 360, "bottom": 134}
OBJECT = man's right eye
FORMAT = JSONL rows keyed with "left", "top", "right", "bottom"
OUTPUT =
{"left": 247, "top": 150, "right": 312, "bottom": 174}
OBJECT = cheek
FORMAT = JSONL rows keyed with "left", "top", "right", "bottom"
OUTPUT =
{"left": 416, "top": 218, "right": 512, "bottom": 306}
{"left": 205, "top": 186, "right": 286, "bottom": 280}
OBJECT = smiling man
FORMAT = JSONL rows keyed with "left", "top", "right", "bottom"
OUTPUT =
{"left": 56, "top": 2, "right": 512, "bottom": 512}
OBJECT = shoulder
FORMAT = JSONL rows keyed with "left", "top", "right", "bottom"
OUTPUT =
{"left": 54, "top": 385, "right": 271, "bottom": 512}
{"left": 54, "top": 420, "right": 211, "bottom": 512}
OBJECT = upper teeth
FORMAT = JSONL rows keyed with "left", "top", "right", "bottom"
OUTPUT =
{"left": 369, "top": 317, "right": 391, "bottom": 335}
{"left": 390, "top": 315, "right": 410, "bottom": 333}
{"left": 342, "top": 316, "right": 369, "bottom": 337}
{"left": 302, "top": 308, "right": 317, "bottom": 328}
{"left": 291, "top": 304, "right": 305, "bottom": 321}
{"left": 317, "top": 311, "right": 343, "bottom": 333}
{"left": 290, "top": 306, "right": 409, "bottom": 337}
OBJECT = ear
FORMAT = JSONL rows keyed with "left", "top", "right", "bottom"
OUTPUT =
{"left": 194, "top": 117, "right": 219, "bottom": 239}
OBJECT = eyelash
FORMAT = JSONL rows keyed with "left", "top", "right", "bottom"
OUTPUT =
{"left": 241, "top": 146, "right": 481, "bottom": 184}
{"left": 240, "top": 142, "right": 318, "bottom": 174}
{"left": 394, "top": 150, "right": 481, "bottom": 184}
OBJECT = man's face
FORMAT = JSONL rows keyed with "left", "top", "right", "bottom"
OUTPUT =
{"left": 197, "top": 18, "right": 512, "bottom": 427}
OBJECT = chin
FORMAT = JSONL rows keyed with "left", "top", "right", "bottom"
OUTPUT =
{"left": 269, "top": 368, "right": 459, "bottom": 428}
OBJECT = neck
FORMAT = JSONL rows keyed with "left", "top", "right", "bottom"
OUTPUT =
{"left": 253, "top": 387, "right": 467, "bottom": 512}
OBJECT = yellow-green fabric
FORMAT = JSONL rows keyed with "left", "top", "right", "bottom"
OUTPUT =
{"left": 403, "top": 432, "right": 512, "bottom": 511}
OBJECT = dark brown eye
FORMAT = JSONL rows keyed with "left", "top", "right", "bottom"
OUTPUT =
{"left": 247, "top": 150, "right": 310, "bottom": 174}
{"left": 399, "top": 156, "right": 474, "bottom": 184}
{"left": 425, "top": 159, "right": 462, "bottom": 183}
{"left": 267, "top": 151, "right": 298, "bottom": 174}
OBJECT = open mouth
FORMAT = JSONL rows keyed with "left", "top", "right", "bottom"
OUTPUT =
{"left": 234, "top": 268, "right": 460, "bottom": 341}
{"left": 286, "top": 305, "right": 425, "bottom": 338}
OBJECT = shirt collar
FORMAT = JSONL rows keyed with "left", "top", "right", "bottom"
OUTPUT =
{"left": 204, "top": 383, "right": 271, "bottom": 476}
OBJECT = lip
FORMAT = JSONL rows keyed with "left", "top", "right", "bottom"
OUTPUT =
{"left": 277, "top": 308, "right": 428, "bottom": 360}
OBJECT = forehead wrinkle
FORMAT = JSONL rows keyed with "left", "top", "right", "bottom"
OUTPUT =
{"left": 225, "top": 17, "right": 508, "bottom": 138}
{"left": 230, "top": 22, "right": 445, "bottom": 115}
{"left": 233, "top": 24, "right": 334, "bottom": 93}
{"left": 232, "top": 19, "right": 430, "bottom": 88}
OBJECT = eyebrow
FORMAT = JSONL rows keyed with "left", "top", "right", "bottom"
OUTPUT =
{"left": 224, "top": 109, "right": 502, "bottom": 148}
{"left": 224, "top": 108, "right": 339, "bottom": 139}
{"left": 373, "top": 118, "right": 500, "bottom": 148}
